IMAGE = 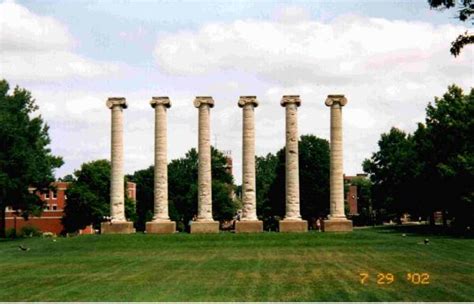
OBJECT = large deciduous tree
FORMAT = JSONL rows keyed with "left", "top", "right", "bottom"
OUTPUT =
{"left": 62, "top": 159, "right": 136, "bottom": 233}
{"left": 428, "top": 0, "right": 473, "bottom": 56}
{"left": 257, "top": 135, "right": 330, "bottom": 228}
{"left": 130, "top": 147, "right": 237, "bottom": 232}
{"left": 364, "top": 85, "right": 473, "bottom": 231}
{"left": 0, "top": 79, "right": 63, "bottom": 238}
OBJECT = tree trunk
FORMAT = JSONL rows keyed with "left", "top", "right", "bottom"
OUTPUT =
{"left": 0, "top": 200, "right": 6, "bottom": 238}
{"left": 429, "top": 212, "right": 436, "bottom": 227}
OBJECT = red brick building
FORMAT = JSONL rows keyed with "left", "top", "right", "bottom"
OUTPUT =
{"left": 5, "top": 181, "right": 136, "bottom": 235}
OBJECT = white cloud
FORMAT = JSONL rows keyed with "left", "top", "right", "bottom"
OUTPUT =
{"left": 154, "top": 15, "right": 472, "bottom": 87}
{"left": 0, "top": 0, "right": 119, "bottom": 81}
{"left": 151, "top": 15, "right": 472, "bottom": 179}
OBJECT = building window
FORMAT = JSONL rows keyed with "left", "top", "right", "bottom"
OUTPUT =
{"left": 51, "top": 191, "right": 57, "bottom": 199}
{"left": 52, "top": 205, "right": 57, "bottom": 210}
{"left": 44, "top": 191, "right": 50, "bottom": 199}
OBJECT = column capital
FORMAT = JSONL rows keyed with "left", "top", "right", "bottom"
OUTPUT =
{"left": 281, "top": 95, "right": 301, "bottom": 107}
{"left": 238, "top": 96, "right": 259, "bottom": 108}
{"left": 150, "top": 96, "right": 171, "bottom": 108}
{"left": 325, "top": 94, "right": 347, "bottom": 107}
{"left": 106, "top": 97, "right": 128, "bottom": 109}
{"left": 194, "top": 96, "right": 214, "bottom": 108}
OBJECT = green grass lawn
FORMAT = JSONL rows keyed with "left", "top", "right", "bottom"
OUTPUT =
{"left": 0, "top": 226, "right": 473, "bottom": 301}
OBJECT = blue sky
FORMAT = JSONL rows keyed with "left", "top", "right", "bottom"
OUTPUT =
{"left": 1, "top": 0, "right": 472, "bottom": 183}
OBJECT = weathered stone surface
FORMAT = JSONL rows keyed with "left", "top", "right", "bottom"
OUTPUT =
{"left": 239, "top": 96, "right": 258, "bottom": 221}
{"left": 190, "top": 221, "right": 219, "bottom": 234}
{"left": 281, "top": 95, "right": 302, "bottom": 220}
{"left": 150, "top": 96, "right": 172, "bottom": 222}
{"left": 235, "top": 220, "right": 263, "bottom": 233}
{"left": 194, "top": 96, "right": 214, "bottom": 221}
{"left": 325, "top": 95, "right": 351, "bottom": 222}
{"left": 107, "top": 97, "right": 127, "bottom": 223}
{"left": 146, "top": 221, "right": 176, "bottom": 234}
{"left": 322, "top": 219, "right": 353, "bottom": 232}
{"left": 101, "top": 221, "right": 135, "bottom": 234}
{"left": 279, "top": 219, "right": 308, "bottom": 232}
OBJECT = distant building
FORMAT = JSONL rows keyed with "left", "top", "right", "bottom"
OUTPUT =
{"left": 5, "top": 181, "right": 136, "bottom": 235}
{"left": 344, "top": 174, "right": 368, "bottom": 216}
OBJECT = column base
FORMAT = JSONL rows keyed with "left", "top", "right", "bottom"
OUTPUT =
{"left": 322, "top": 218, "right": 353, "bottom": 232}
{"left": 146, "top": 221, "right": 176, "bottom": 234}
{"left": 101, "top": 221, "right": 135, "bottom": 234}
{"left": 235, "top": 220, "right": 263, "bottom": 233}
{"left": 190, "top": 220, "right": 220, "bottom": 234}
{"left": 279, "top": 219, "right": 308, "bottom": 233}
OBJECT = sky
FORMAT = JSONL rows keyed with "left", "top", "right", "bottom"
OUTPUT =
{"left": 1, "top": 0, "right": 473, "bottom": 184}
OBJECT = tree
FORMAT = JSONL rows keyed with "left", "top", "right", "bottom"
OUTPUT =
{"left": 0, "top": 80, "right": 63, "bottom": 238}
{"left": 130, "top": 147, "right": 237, "bottom": 232}
{"left": 257, "top": 135, "right": 330, "bottom": 228}
{"left": 415, "top": 85, "right": 474, "bottom": 229}
{"left": 363, "top": 128, "right": 421, "bottom": 223}
{"left": 428, "top": 0, "right": 473, "bottom": 56}
{"left": 363, "top": 85, "right": 473, "bottom": 231}
{"left": 62, "top": 160, "right": 136, "bottom": 233}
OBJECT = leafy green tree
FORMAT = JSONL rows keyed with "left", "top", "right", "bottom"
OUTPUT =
{"left": 415, "top": 85, "right": 474, "bottom": 229}
{"left": 0, "top": 80, "right": 63, "bottom": 238}
{"left": 428, "top": 0, "right": 473, "bottom": 56}
{"left": 363, "top": 128, "right": 421, "bottom": 223}
{"left": 62, "top": 159, "right": 136, "bottom": 233}
{"left": 130, "top": 147, "right": 237, "bottom": 232}
{"left": 258, "top": 135, "right": 330, "bottom": 227}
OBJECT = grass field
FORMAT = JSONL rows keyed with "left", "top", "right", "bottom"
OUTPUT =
{"left": 0, "top": 226, "right": 473, "bottom": 301}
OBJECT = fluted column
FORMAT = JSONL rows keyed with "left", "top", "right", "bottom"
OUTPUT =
{"left": 323, "top": 94, "right": 352, "bottom": 232}
{"left": 102, "top": 98, "right": 134, "bottom": 234}
{"left": 107, "top": 97, "right": 127, "bottom": 222}
{"left": 239, "top": 96, "right": 258, "bottom": 220}
{"left": 151, "top": 97, "right": 171, "bottom": 221}
{"left": 279, "top": 95, "right": 307, "bottom": 232}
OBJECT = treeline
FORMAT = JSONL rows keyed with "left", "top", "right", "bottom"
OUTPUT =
{"left": 363, "top": 85, "right": 473, "bottom": 232}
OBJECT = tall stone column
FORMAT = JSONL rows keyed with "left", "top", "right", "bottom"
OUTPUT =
{"left": 279, "top": 95, "right": 307, "bottom": 232}
{"left": 191, "top": 96, "right": 219, "bottom": 233}
{"left": 146, "top": 97, "right": 176, "bottom": 234}
{"left": 323, "top": 95, "right": 353, "bottom": 232}
{"left": 101, "top": 97, "right": 135, "bottom": 234}
{"left": 235, "top": 96, "right": 263, "bottom": 233}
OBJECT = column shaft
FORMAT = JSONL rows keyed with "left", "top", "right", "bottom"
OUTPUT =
{"left": 110, "top": 105, "right": 125, "bottom": 222}
{"left": 153, "top": 105, "right": 169, "bottom": 220}
{"left": 285, "top": 103, "right": 301, "bottom": 219}
{"left": 329, "top": 104, "right": 345, "bottom": 218}
{"left": 241, "top": 104, "right": 257, "bottom": 220}
{"left": 198, "top": 104, "right": 213, "bottom": 220}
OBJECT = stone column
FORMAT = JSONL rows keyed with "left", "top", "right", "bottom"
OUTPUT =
{"left": 101, "top": 97, "right": 135, "bottom": 234}
{"left": 323, "top": 95, "right": 353, "bottom": 232}
{"left": 191, "top": 96, "right": 219, "bottom": 233}
{"left": 146, "top": 97, "right": 176, "bottom": 234}
{"left": 279, "top": 95, "right": 307, "bottom": 232}
{"left": 235, "top": 96, "right": 263, "bottom": 233}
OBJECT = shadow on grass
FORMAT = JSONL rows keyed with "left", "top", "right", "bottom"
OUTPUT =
{"left": 374, "top": 224, "right": 474, "bottom": 239}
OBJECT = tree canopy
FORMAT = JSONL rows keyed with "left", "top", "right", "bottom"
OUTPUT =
{"left": 62, "top": 159, "right": 136, "bottom": 233}
{"left": 256, "top": 134, "right": 330, "bottom": 229}
{"left": 130, "top": 147, "right": 237, "bottom": 232}
{"left": 428, "top": 0, "right": 474, "bottom": 56}
{"left": 364, "top": 85, "right": 473, "bottom": 231}
{"left": 0, "top": 79, "right": 63, "bottom": 238}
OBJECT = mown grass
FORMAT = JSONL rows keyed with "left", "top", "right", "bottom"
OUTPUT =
{"left": 0, "top": 226, "right": 473, "bottom": 301}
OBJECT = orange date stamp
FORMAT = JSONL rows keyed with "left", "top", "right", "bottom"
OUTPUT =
{"left": 359, "top": 272, "right": 430, "bottom": 285}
